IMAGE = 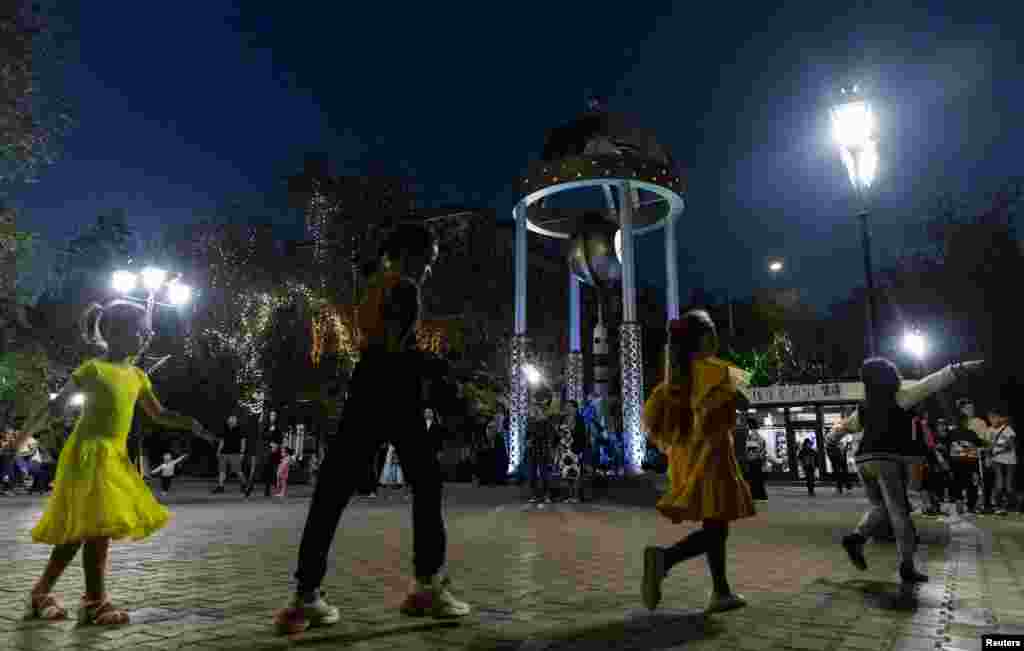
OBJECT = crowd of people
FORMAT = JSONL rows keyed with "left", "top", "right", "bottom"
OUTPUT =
{"left": 7, "top": 220, "right": 1020, "bottom": 634}
{"left": 1, "top": 424, "right": 57, "bottom": 496}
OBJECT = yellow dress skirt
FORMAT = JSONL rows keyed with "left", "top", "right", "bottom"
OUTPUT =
{"left": 643, "top": 359, "right": 756, "bottom": 524}
{"left": 31, "top": 431, "right": 170, "bottom": 545}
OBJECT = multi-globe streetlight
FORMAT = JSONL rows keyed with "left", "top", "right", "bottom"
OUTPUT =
{"left": 110, "top": 266, "right": 192, "bottom": 350}
{"left": 110, "top": 266, "right": 192, "bottom": 474}
{"left": 831, "top": 84, "right": 881, "bottom": 356}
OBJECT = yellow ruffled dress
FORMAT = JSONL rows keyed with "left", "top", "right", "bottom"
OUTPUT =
{"left": 643, "top": 357, "right": 756, "bottom": 523}
{"left": 32, "top": 359, "right": 170, "bottom": 545}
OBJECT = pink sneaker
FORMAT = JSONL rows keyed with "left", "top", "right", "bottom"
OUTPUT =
{"left": 399, "top": 576, "right": 471, "bottom": 618}
{"left": 273, "top": 591, "right": 341, "bottom": 634}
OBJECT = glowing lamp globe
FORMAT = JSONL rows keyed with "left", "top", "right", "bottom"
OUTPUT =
{"left": 903, "top": 331, "right": 927, "bottom": 359}
{"left": 141, "top": 267, "right": 168, "bottom": 291}
{"left": 111, "top": 270, "right": 137, "bottom": 294}
{"left": 69, "top": 393, "right": 86, "bottom": 407}
{"left": 522, "top": 364, "right": 543, "bottom": 386}
{"left": 831, "top": 90, "right": 879, "bottom": 191}
{"left": 166, "top": 280, "right": 192, "bottom": 306}
{"left": 769, "top": 260, "right": 784, "bottom": 273}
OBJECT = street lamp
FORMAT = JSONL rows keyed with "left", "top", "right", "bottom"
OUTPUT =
{"left": 768, "top": 260, "right": 784, "bottom": 274}
{"left": 523, "top": 363, "right": 544, "bottom": 387}
{"left": 831, "top": 84, "right": 881, "bottom": 356}
{"left": 903, "top": 328, "right": 927, "bottom": 378}
{"left": 68, "top": 393, "right": 85, "bottom": 408}
{"left": 111, "top": 266, "right": 192, "bottom": 355}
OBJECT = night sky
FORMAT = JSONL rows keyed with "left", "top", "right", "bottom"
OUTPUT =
{"left": 11, "top": 2, "right": 1022, "bottom": 311}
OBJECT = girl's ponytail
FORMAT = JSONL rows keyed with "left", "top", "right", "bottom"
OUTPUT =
{"left": 79, "top": 303, "right": 108, "bottom": 352}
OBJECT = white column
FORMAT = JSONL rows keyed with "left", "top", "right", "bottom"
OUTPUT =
{"left": 514, "top": 201, "right": 528, "bottom": 335}
{"left": 509, "top": 200, "right": 529, "bottom": 475}
{"left": 665, "top": 207, "right": 681, "bottom": 321}
{"left": 568, "top": 272, "right": 581, "bottom": 351}
{"left": 619, "top": 183, "right": 637, "bottom": 323}
{"left": 618, "top": 181, "right": 645, "bottom": 475}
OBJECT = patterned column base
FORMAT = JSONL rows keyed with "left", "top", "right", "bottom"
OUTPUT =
{"left": 508, "top": 334, "right": 530, "bottom": 475}
{"left": 565, "top": 351, "right": 584, "bottom": 405}
{"left": 619, "top": 321, "right": 645, "bottom": 475}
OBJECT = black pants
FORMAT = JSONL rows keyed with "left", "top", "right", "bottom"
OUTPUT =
{"left": 294, "top": 353, "right": 446, "bottom": 593}
{"left": 981, "top": 465, "right": 995, "bottom": 510}
{"left": 803, "top": 465, "right": 816, "bottom": 495}
{"left": 830, "top": 455, "right": 853, "bottom": 492}
{"left": 160, "top": 476, "right": 173, "bottom": 492}
{"left": 664, "top": 520, "right": 731, "bottom": 593}
{"left": 361, "top": 442, "right": 388, "bottom": 494}
{"left": 261, "top": 454, "right": 276, "bottom": 496}
{"left": 746, "top": 460, "right": 767, "bottom": 500}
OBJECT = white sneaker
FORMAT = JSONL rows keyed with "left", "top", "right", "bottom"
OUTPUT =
{"left": 400, "top": 576, "right": 471, "bottom": 618}
{"left": 273, "top": 590, "right": 341, "bottom": 634}
{"left": 705, "top": 592, "right": 746, "bottom": 615}
{"left": 642, "top": 546, "right": 666, "bottom": 611}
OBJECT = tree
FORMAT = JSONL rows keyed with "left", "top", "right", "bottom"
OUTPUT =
{"left": 1, "top": 1, "right": 76, "bottom": 185}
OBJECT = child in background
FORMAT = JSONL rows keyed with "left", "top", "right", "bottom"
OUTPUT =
{"left": 640, "top": 310, "right": 755, "bottom": 615}
{"left": 148, "top": 453, "right": 188, "bottom": 496}
{"left": 275, "top": 447, "right": 294, "bottom": 497}
{"left": 17, "top": 300, "right": 209, "bottom": 625}
{"left": 987, "top": 404, "right": 1017, "bottom": 515}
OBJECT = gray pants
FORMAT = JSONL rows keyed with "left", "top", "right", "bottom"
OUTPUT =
{"left": 992, "top": 462, "right": 1015, "bottom": 507}
{"left": 854, "top": 460, "right": 917, "bottom": 567}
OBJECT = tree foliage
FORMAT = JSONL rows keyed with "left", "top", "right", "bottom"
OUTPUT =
{"left": 0, "top": 0, "right": 76, "bottom": 185}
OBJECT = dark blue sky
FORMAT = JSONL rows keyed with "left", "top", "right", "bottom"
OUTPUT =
{"left": 12, "top": 2, "right": 1021, "bottom": 311}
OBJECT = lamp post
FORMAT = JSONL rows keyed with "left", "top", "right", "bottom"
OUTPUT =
{"left": 831, "top": 85, "right": 881, "bottom": 357}
{"left": 111, "top": 266, "right": 192, "bottom": 474}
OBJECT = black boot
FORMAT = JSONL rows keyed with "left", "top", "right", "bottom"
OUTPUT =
{"left": 841, "top": 533, "right": 867, "bottom": 571}
{"left": 899, "top": 562, "right": 928, "bottom": 583}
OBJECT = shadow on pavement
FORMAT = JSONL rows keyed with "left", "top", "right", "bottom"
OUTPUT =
{"left": 812, "top": 577, "right": 921, "bottom": 612}
{"left": 464, "top": 608, "right": 717, "bottom": 651}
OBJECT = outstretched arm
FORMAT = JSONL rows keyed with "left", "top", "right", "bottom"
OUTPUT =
{"left": 895, "top": 361, "right": 983, "bottom": 410}
{"left": 137, "top": 380, "right": 212, "bottom": 444}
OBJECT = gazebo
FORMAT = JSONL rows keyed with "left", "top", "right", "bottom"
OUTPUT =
{"left": 508, "top": 103, "right": 685, "bottom": 475}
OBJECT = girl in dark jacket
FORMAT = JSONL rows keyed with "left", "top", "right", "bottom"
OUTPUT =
{"left": 831, "top": 357, "right": 983, "bottom": 584}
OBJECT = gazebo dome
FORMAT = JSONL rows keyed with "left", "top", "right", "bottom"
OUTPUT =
{"left": 518, "top": 108, "right": 685, "bottom": 238}
{"left": 539, "top": 110, "right": 675, "bottom": 168}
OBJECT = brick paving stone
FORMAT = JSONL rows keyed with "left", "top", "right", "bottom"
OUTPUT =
{"left": 2, "top": 485, "right": 1018, "bottom": 650}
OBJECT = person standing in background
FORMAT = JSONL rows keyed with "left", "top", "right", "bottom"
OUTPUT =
{"left": 958, "top": 399, "right": 995, "bottom": 513}
{"left": 744, "top": 419, "right": 768, "bottom": 501}
{"left": 213, "top": 414, "right": 247, "bottom": 495}
{"left": 250, "top": 409, "right": 283, "bottom": 498}
{"left": 987, "top": 404, "right": 1017, "bottom": 515}
{"left": 798, "top": 439, "right": 817, "bottom": 497}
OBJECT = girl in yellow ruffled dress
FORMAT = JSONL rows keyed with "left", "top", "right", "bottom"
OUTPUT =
{"left": 15, "top": 300, "right": 208, "bottom": 625}
{"left": 640, "top": 309, "right": 755, "bottom": 615}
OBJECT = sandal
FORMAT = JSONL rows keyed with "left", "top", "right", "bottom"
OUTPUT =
{"left": 25, "top": 592, "right": 68, "bottom": 620}
{"left": 78, "top": 596, "right": 130, "bottom": 625}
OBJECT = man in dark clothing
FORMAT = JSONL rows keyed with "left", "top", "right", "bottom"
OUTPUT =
{"left": 565, "top": 400, "right": 590, "bottom": 502}
{"left": 798, "top": 439, "right": 817, "bottom": 496}
{"left": 947, "top": 415, "right": 987, "bottom": 513}
{"left": 744, "top": 420, "right": 768, "bottom": 501}
{"left": 827, "top": 436, "right": 853, "bottom": 494}
{"left": 213, "top": 414, "right": 247, "bottom": 494}
{"left": 273, "top": 223, "right": 469, "bottom": 635}
{"left": 247, "top": 410, "right": 283, "bottom": 498}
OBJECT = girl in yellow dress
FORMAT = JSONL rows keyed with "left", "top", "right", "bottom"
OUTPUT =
{"left": 640, "top": 309, "right": 755, "bottom": 615}
{"left": 15, "top": 300, "right": 208, "bottom": 625}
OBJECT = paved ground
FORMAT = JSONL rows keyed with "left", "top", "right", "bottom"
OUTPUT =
{"left": 1, "top": 481, "right": 1022, "bottom": 650}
